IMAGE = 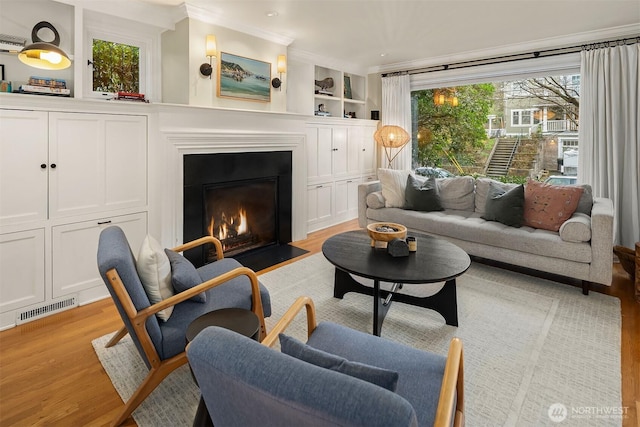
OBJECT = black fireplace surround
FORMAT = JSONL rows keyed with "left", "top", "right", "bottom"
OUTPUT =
{"left": 183, "top": 151, "right": 293, "bottom": 268}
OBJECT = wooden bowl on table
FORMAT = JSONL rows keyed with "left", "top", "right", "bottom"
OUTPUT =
{"left": 366, "top": 222, "right": 407, "bottom": 247}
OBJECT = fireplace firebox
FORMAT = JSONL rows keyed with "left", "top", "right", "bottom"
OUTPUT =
{"left": 183, "top": 151, "right": 293, "bottom": 268}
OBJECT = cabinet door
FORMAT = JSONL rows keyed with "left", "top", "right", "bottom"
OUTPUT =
{"left": 346, "top": 126, "right": 362, "bottom": 176}
{"left": 52, "top": 212, "right": 147, "bottom": 298}
{"left": 0, "top": 228, "right": 45, "bottom": 313}
{"left": 49, "top": 113, "right": 147, "bottom": 218}
{"left": 361, "top": 127, "right": 377, "bottom": 176}
{"left": 331, "top": 127, "right": 348, "bottom": 176}
{"left": 335, "top": 178, "right": 361, "bottom": 221}
{"left": 0, "top": 110, "right": 48, "bottom": 226}
{"left": 307, "top": 183, "right": 333, "bottom": 227}
{"left": 307, "top": 126, "right": 333, "bottom": 182}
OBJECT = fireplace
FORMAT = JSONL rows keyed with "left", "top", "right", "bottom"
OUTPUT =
{"left": 183, "top": 151, "right": 293, "bottom": 268}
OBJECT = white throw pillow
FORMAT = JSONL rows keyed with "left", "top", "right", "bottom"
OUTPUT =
{"left": 137, "top": 235, "right": 174, "bottom": 321}
{"left": 377, "top": 168, "right": 410, "bottom": 208}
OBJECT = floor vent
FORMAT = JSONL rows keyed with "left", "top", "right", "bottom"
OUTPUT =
{"left": 16, "top": 297, "right": 78, "bottom": 325}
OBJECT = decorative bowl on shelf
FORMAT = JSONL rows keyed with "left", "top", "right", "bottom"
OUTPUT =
{"left": 366, "top": 222, "right": 407, "bottom": 247}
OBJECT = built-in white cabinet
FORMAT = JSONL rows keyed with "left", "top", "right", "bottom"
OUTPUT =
{"left": 313, "top": 65, "right": 366, "bottom": 119}
{"left": 0, "top": 108, "right": 148, "bottom": 329}
{"left": 306, "top": 120, "right": 377, "bottom": 231}
{"left": 0, "top": 228, "right": 46, "bottom": 314}
{"left": 52, "top": 212, "right": 147, "bottom": 298}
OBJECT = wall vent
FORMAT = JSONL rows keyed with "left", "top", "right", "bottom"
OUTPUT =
{"left": 16, "top": 297, "right": 78, "bottom": 325}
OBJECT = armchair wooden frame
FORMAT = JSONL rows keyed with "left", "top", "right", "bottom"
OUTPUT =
{"left": 105, "top": 235, "right": 266, "bottom": 427}
{"left": 262, "top": 296, "right": 465, "bottom": 427}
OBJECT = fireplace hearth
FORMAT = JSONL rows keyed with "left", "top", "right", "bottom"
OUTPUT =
{"left": 183, "top": 151, "right": 298, "bottom": 269}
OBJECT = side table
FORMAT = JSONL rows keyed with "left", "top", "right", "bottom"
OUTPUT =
{"left": 186, "top": 308, "right": 260, "bottom": 427}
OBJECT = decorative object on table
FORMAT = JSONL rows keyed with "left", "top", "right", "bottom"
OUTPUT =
{"left": 343, "top": 75, "right": 352, "bottom": 99}
{"left": 217, "top": 52, "right": 271, "bottom": 103}
{"left": 18, "top": 21, "right": 71, "bottom": 70}
{"left": 387, "top": 238, "right": 410, "bottom": 257}
{"left": 315, "top": 77, "right": 334, "bottom": 95}
{"left": 199, "top": 34, "right": 217, "bottom": 79}
{"left": 19, "top": 75, "right": 69, "bottom": 96}
{"left": 271, "top": 54, "right": 286, "bottom": 90}
{"left": 406, "top": 236, "right": 417, "bottom": 252}
{"left": 374, "top": 125, "right": 411, "bottom": 168}
{"left": 366, "top": 222, "right": 407, "bottom": 247}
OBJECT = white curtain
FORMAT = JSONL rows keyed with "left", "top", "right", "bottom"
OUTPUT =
{"left": 579, "top": 43, "right": 640, "bottom": 248}
{"left": 381, "top": 74, "right": 412, "bottom": 170}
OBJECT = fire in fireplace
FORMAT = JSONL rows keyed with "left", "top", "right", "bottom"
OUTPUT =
{"left": 204, "top": 179, "right": 277, "bottom": 260}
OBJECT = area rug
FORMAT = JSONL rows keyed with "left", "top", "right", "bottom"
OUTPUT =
{"left": 93, "top": 253, "right": 622, "bottom": 426}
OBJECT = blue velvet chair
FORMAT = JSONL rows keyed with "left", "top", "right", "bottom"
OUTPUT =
{"left": 97, "top": 226, "right": 271, "bottom": 426}
{"left": 187, "top": 296, "right": 464, "bottom": 427}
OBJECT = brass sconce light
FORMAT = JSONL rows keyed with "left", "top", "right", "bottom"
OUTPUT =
{"left": 200, "top": 35, "right": 217, "bottom": 78}
{"left": 271, "top": 54, "right": 286, "bottom": 89}
{"left": 18, "top": 21, "right": 71, "bottom": 70}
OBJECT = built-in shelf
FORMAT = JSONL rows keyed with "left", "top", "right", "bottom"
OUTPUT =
{"left": 313, "top": 65, "right": 367, "bottom": 120}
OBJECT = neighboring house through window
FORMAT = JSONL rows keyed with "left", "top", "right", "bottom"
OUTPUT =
{"left": 511, "top": 109, "right": 540, "bottom": 127}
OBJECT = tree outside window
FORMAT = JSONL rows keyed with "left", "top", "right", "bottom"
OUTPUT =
{"left": 92, "top": 39, "right": 140, "bottom": 93}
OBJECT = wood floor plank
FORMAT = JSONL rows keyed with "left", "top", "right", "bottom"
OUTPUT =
{"left": 0, "top": 219, "right": 637, "bottom": 426}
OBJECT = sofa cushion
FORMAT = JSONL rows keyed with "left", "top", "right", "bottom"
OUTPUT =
{"left": 164, "top": 249, "right": 206, "bottom": 303}
{"left": 475, "top": 178, "right": 518, "bottom": 214}
{"left": 279, "top": 333, "right": 399, "bottom": 392}
{"left": 576, "top": 184, "right": 593, "bottom": 216}
{"left": 559, "top": 212, "right": 592, "bottom": 242}
{"left": 366, "top": 191, "right": 386, "bottom": 209}
{"left": 378, "top": 168, "right": 410, "bottom": 208}
{"left": 481, "top": 182, "right": 525, "bottom": 227}
{"left": 523, "top": 180, "right": 584, "bottom": 231}
{"left": 437, "top": 176, "right": 475, "bottom": 211}
{"left": 136, "top": 235, "right": 174, "bottom": 321}
{"left": 404, "top": 175, "right": 444, "bottom": 212}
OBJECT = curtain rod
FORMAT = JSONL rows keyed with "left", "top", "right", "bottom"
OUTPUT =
{"left": 382, "top": 36, "right": 640, "bottom": 77}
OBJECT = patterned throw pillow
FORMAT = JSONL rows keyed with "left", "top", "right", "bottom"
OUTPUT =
{"left": 523, "top": 179, "right": 584, "bottom": 232}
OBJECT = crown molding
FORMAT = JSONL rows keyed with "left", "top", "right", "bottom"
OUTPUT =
{"left": 179, "top": 3, "right": 294, "bottom": 46}
{"left": 371, "top": 23, "right": 640, "bottom": 75}
{"left": 288, "top": 47, "right": 367, "bottom": 76}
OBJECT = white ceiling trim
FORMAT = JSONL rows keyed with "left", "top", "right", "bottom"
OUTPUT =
{"left": 180, "top": 3, "right": 294, "bottom": 47}
{"left": 372, "top": 23, "right": 640, "bottom": 76}
{"left": 288, "top": 47, "right": 367, "bottom": 77}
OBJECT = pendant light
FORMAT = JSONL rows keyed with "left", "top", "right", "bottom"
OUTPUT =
{"left": 18, "top": 21, "right": 71, "bottom": 70}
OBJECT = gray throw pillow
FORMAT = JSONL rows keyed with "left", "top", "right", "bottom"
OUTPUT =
{"left": 164, "top": 249, "right": 206, "bottom": 303}
{"left": 404, "top": 174, "right": 444, "bottom": 212}
{"left": 576, "top": 184, "right": 593, "bottom": 216}
{"left": 279, "top": 334, "right": 399, "bottom": 392}
{"left": 481, "top": 182, "right": 525, "bottom": 227}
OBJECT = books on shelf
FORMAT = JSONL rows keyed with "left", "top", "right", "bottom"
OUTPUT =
{"left": 314, "top": 111, "right": 331, "bottom": 117}
{"left": 315, "top": 89, "right": 334, "bottom": 96}
{"left": 29, "top": 76, "right": 66, "bottom": 88}
{"left": 19, "top": 85, "right": 70, "bottom": 96}
{"left": 115, "top": 91, "right": 149, "bottom": 102}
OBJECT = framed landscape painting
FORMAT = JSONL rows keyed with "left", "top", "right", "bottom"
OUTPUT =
{"left": 217, "top": 52, "right": 271, "bottom": 103}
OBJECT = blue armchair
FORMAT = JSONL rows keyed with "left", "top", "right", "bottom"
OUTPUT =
{"left": 97, "top": 226, "right": 271, "bottom": 426}
{"left": 187, "top": 296, "right": 464, "bottom": 427}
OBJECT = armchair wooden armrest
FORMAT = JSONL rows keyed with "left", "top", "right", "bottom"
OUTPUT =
{"left": 262, "top": 296, "right": 317, "bottom": 348}
{"left": 435, "top": 337, "right": 465, "bottom": 427}
{"left": 171, "top": 235, "right": 224, "bottom": 261}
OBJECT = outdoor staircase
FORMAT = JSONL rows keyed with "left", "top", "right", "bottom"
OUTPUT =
{"left": 486, "top": 138, "right": 519, "bottom": 177}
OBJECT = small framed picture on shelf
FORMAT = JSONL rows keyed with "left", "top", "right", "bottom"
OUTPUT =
{"left": 0, "top": 64, "right": 4, "bottom": 80}
{"left": 344, "top": 75, "right": 352, "bottom": 99}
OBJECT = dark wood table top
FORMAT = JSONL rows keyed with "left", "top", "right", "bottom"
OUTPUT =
{"left": 322, "top": 230, "right": 471, "bottom": 284}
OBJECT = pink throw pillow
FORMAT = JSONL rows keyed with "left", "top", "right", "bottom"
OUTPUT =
{"left": 523, "top": 180, "right": 584, "bottom": 232}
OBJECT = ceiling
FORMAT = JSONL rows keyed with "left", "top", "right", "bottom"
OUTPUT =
{"left": 141, "top": 0, "right": 640, "bottom": 72}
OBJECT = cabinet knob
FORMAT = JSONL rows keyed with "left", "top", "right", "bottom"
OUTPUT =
{"left": 40, "top": 163, "right": 47, "bottom": 169}
{"left": 332, "top": 148, "right": 338, "bottom": 151}
{"left": 50, "top": 163, "right": 57, "bottom": 169}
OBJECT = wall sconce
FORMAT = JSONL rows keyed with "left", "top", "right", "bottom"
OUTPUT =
{"left": 199, "top": 34, "right": 217, "bottom": 78}
{"left": 374, "top": 125, "right": 411, "bottom": 168}
{"left": 271, "top": 54, "right": 286, "bottom": 90}
{"left": 18, "top": 21, "right": 71, "bottom": 70}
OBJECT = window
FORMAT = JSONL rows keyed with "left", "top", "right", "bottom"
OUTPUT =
{"left": 511, "top": 109, "right": 540, "bottom": 126}
{"left": 92, "top": 39, "right": 140, "bottom": 93}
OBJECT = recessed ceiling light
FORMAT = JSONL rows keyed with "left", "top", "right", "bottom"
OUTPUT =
{"left": 266, "top": 11, "right": 279, "bottom": 17}
{"left": 380, "top": 53, "right": 387, "bottom": 57}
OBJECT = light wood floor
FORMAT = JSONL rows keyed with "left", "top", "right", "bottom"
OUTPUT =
{"left": 0, "top": 219, "right": 638, "bottom": 427}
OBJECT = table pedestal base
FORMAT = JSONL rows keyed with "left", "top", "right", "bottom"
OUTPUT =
{"left": 333, "top": 268, "right": 458, "bottom": 336}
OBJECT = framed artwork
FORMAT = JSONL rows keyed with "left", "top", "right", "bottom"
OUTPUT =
{"left": 0, "top": 64, "right": 4, "bottom": 81}
{"left": 217, "top": 52, "right": 271, "bottom": 103}
{"left": 344, "top": 75, "right": 352, "bottom": 99}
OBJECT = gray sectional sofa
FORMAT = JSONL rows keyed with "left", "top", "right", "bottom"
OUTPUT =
{"left": 358, "top": 174, "right": 614, "bottom": 294}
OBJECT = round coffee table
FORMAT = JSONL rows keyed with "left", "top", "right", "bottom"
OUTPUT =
{"left": 186, "top": 308, "right": 260, "bottom": 427}
{"left": 322, "top": 230, "right": 470, "bottom": 336}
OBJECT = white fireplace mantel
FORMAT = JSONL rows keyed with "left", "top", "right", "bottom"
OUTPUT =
{"left": 159, "top": 129, "right": 307, "bottom": 247}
